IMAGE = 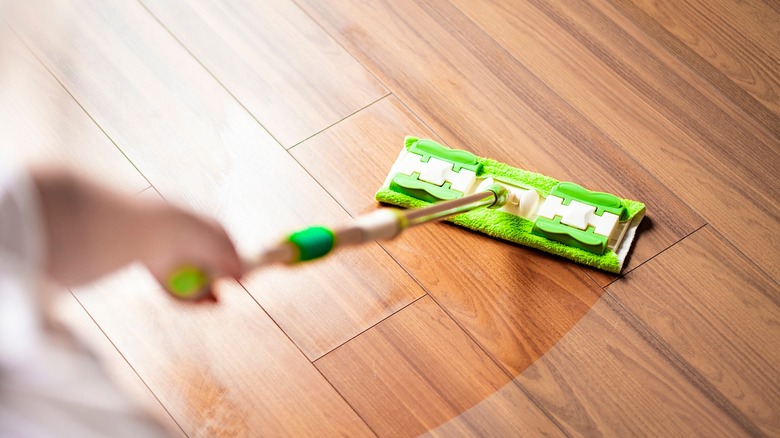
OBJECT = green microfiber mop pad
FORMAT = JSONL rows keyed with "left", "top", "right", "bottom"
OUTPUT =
{"left": 376, "top": 137, "right": 646, "bottom": 273}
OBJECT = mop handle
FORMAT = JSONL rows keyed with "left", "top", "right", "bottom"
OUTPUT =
{"left": 166, "top": 184, "right": 508, "bottom": 300}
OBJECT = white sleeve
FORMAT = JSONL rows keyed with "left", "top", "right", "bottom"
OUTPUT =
{"left": 0, "top": 163, "right": 46, "bottom": 369}
{"left": 0, "top": 165, "right": 169, "bottom": 437}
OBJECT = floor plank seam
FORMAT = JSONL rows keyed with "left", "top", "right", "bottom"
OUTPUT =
{"left": 593, "top": 222, "right": 708, "bottom": 289}
{"left": 232, "top": 279, "right": 379, "bottom": 436}
{"left": 310, "top": 366, "right": 380, "bottom": 438}
{"left": 312, "top": 294, "right": 427, "bottom": 363}
{"left": 133, "top": 0, "right": 289, "bottom": 150}
{"left": 296, "top": 0, "right": 711, "bottom": 297}
{"left": 133, "top": 185, "right": 153, "bottom": 196}
{"left": 605, "top": 0, "right": 780, "bottom": 142}
{"left": 706, "top": 226, "right": 779, "bottom": 291}
{"left": 4, "top": 30, "right": 215, "bottom": 429}
{"left": 393, "top": 96, "right": 449, "bottom": 146}
{"left": 68, "top": 291, "right": 190, "bottom": 438}
{"left": 290, "top": 0, "right": 392, "bottom": 95}
{"left": 602, "top": 287, "right": 767, "bottom": 436}
{"left": 581, "top": 267, "right": 616, "bottom": 289}
{"left": 420, "top": 288, "right": 573, "bottom": 437}
{"left": 375, "top": 243, "right": 433, "bottom": 304}
{"left": 6, "top": 23, "right": 156, "bottom": 194}
{"left": 282, "top": 138, "right": 445, "bottom": 355}
{"left": 287, "top": 92, "right": 392, "bottom": 151}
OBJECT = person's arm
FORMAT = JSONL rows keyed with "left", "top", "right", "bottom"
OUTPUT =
{"left": 31, "top": 167, "right": 242, "bottom": 298}
{"left": 1, "top": 165, "right": 182, "bottom": 437}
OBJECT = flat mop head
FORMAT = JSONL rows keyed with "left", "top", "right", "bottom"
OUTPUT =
{"left": 376, "top": 137, "right": 646, "bottom": 273}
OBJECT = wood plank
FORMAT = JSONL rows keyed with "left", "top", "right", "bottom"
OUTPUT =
{"left": 139, "top": 0, "right": 387, "bottom": 147}
{"left": 607, "top": 226, "right": 780, "bottom": 435}
{"left": 297, "top": 0, "right": 705, "bottom": 280}
{"left": 615, "top": 0, "right": 780, "bottom": 118}
{"left": 515, "top": 296, "right": 752, "bottom": 436}
{"left": 0, "top": 28, "right": 147, "bottom": 194}
{"left": 293, "top": 96, "right": 606, "bottom": 376}
{"left": 451, "top": 0, "right": 780, "bottom": 281}
{"left": 16, "top": 0, "right": 423, "bottom": 361}
{"left": 74, "top": 265, "right": 372, "bottom": 437}
{"left": 51, "top": 293, "right": 186, "bottom": 437}
{"left": 315, "top": 296, "right": 561, "bottom": 437}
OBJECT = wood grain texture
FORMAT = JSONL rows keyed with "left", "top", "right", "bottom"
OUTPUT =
{"left": 760, "top": 0, "right": 780, "bottom": 15}
{"left": 580, "top": 0, "right": 780, "bottom": 155}
{"left": 290, "top": 96, "right": 438, "bottom": 215}
{"left": 15, "top": 0, "right": 423, "bottom": 361}
{"left": 422, "top": 379, "right": 565, "bottom": 438}
{"left": 297, "top": 0, "right": 704, "bottom": 280}
{"left": 52, "top": 293, "right": 186, "bottom": 437}
{"left": 6, "top": 0, "right": 778, "bottom": 434}
{"left": 386, "top": 224, "right": 606, "bottom": 376}
{"left": 0, "top": 29, "right": 147, "bottom": 194}
{"left": 515, "top": 296, "right": 751, "bottom": 436}
{"left": 315, "top": 296, "right": 561, "bottom": 437}
{"left": 696, "top": 0, "right": 780, "bottom": 56}
{"left": 615, "top": 0, "right": 780, "bottom": 118}
{"left": 73, "top": 266, "right": 372, "bottom": 437}
{"left": 139, "top": 0, "right": 387, "bottom": 147}
{"left": 607, "top": 226, "right": 780, "bottom": 435}
{"left": 599, "top": 2, "right": 780, "bottom": 148}
{"left": 452, "top": 0, "right": 780, "bottom": 281}
{"left": 293, "top": 96, "right": 605, "bottom": 376}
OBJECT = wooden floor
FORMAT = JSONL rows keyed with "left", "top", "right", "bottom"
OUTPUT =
{"left": 2, "top": 0, "right": 778, "bottom": 436}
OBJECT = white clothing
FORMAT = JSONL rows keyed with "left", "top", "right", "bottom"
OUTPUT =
{"left": 0, "top": 165, "right": 167, "bottom": 437}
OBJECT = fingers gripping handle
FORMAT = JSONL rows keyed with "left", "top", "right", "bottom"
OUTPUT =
{"left": 165, "top": 227, "right": 336, "bottom": 300}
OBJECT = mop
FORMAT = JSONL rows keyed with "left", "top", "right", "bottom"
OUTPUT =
{"left": 168, "top": 137, "right": 645, "bottom": 299}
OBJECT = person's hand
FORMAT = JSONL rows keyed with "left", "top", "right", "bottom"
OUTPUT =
{"left": 32, "top": 167, "right": 242, "bottom": 300}
{"left": 139, "top": 201, "right": 243, "bottom": 301}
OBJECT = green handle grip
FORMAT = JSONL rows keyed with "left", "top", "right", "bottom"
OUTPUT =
{"left": 286, "top": 226, "right": 335, "bottom": 261}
